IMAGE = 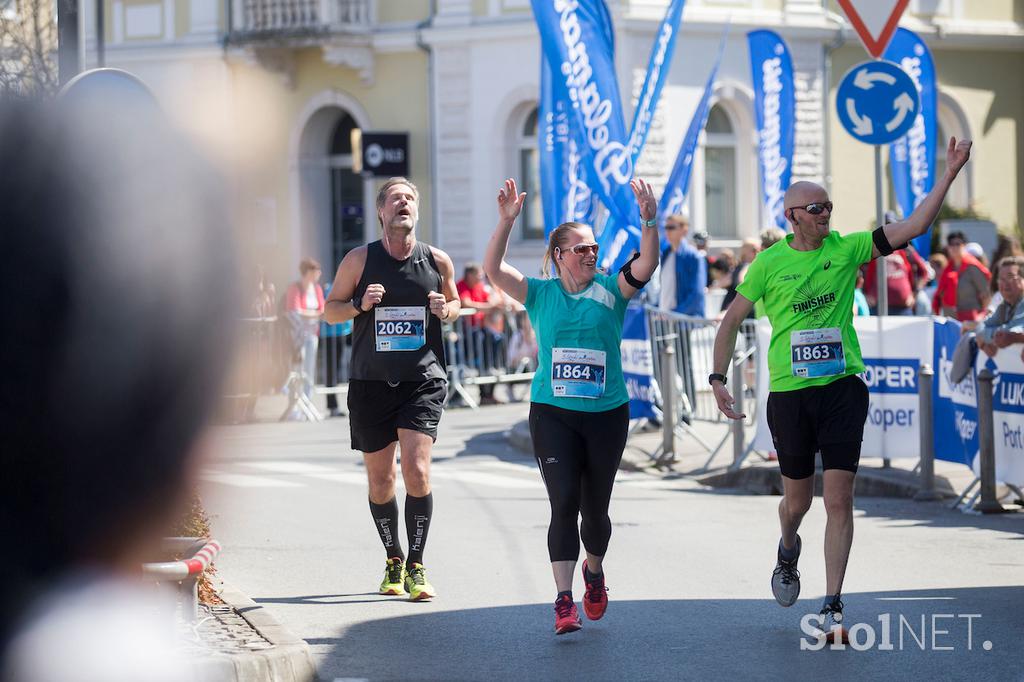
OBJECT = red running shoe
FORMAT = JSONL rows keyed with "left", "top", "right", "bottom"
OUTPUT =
{"left": 553, "top": 594, "right": 582, "bottom": 635}
{"left": 581, "top": 560, "right": 608, "bottom": 621}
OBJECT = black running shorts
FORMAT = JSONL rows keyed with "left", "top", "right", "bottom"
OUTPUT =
{"left": 766, "top": 374, "right": 869, "bottom": 480}
{"left": 347, "top": 378, "right": 447, "bottom": 453}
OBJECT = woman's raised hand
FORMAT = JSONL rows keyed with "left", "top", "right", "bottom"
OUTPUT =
{"left": 497, "top": 178, "right": 526, "bottom": 225}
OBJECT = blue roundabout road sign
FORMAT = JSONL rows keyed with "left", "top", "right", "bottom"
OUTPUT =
{"left": 836, "top": 59, "right": 920, "bottom": 146}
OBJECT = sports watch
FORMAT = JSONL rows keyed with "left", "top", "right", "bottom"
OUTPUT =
{"left": 708, "top": 373, "right": 727, "bottom": 386}
{"left": 352, "top": 294, "right": 365, "bottom": 313}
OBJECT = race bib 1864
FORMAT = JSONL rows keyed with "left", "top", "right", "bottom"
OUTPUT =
{"left": 375, "top": 306, "right": 426, "bottom": 352}
{"left": 551, "top": 347, "right": 606, "bottom": 399}
{"left": 790, "top": 327, "right": 845, "bottom": 378}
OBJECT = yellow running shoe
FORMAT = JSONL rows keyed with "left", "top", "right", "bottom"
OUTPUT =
{"left": 379, "top": 557, "right": 406, "bottom": 596}
{"left": 404, "top": 563, "right": 437, "bottom": 601}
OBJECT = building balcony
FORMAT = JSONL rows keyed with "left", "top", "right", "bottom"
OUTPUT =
{"left": 229, "top": 0, "right": 372, "bottom": 41}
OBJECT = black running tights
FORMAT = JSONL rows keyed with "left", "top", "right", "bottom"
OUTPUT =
{"left": 529, "top": 401, "right": 629, "bottom": 562}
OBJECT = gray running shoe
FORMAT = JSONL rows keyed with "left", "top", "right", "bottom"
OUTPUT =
{"left": 771, "top": 534, "right": 801, "bottom": 607}
{"left": 813, "top": 597, "right": 849, "bottom": 644}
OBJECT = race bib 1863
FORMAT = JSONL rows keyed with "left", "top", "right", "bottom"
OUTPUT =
{"left": 375, "top": 306, "right": 426, "bottom": 352}
{"left": 790, "top": 327, "right": 845, "bottom": 378}
{"left": 551, "top": 347, "right": 606, "bottom": 399}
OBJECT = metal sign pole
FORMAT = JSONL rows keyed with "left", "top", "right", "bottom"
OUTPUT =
{"left": 875, "top": 145, "right": 887, "bottom": 316}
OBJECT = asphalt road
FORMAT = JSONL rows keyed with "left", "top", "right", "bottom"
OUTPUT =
{"left": 203, "top": 403, "right": 1023, "bottom": 681}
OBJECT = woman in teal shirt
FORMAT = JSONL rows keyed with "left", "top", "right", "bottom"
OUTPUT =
{"left": 484, "top": 177, "right": 660, "bottom": 635}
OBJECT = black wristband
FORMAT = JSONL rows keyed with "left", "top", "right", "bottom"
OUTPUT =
{"left": 352, "top": 295, "right": 365, "bottom": 313}
{"left": 709, "top": 372, "right": 727, "bottom": 386}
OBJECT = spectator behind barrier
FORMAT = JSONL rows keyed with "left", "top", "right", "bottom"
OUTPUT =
{"left": 933, "top": 230, "right": 991, "bottom": 322}
{"left": 977, "top": 256, "right": 1024, "bottom": 360}
{"left": 0, "top": 95, "right": 237, "bottom": 680}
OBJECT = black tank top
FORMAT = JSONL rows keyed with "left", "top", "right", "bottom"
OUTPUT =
{"left": 350, "top": 240, "right": 447, "bottom": 382}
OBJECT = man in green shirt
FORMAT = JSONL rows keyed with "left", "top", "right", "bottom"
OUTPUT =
{"left": 711, "top": 137, "right": 972, "bottom": 641}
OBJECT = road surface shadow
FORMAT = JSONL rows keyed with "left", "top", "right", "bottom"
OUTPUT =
{"left": 309, "top": 587, "right": 1022, "bottom": 681}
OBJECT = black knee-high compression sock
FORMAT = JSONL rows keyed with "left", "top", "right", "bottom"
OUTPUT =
{"left": 369, "top": 497, "right": 404, "bottom": 560}
{"left": 405, "top": 492, "right": 433, "bottom": 566}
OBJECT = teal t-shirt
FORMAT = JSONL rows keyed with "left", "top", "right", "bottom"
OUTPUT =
{"left": 525, "top": 272, "right": 630, "bottom": 412}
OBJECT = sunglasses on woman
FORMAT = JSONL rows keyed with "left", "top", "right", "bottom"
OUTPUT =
{"left": 568, "top": 243, "right": 600, "bottom": 256}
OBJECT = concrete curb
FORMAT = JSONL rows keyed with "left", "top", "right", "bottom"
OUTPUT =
{"left": 697, "top": 462, "right": 960, "bottom": 499}
{"left": 192, "top": 583, "right": 318, "bottom": 682}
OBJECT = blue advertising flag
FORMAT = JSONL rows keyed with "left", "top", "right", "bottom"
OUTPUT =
{"left": 540, "top": 56, "right": 569, "bottom": 236}
{"left": 595, "top": 0, "right": 688, "bottom": 271}
{"left": 531, "top": 0, "right": 639, "bottom": 263}
{"left": 748, "top": 30, "right": 794, "bottom": 232}
{"left": 626, "top": 0, "right": 687, "bottom": 161}
{"left": 885, "top": 28, "right": 937, "bottom": 256}
{"left": 658, "top": 32, "right": 726, "bottom": 226}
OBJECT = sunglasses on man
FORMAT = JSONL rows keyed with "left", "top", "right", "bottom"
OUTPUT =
{"left": 787, "top": 201, "right": 833, "bottom": 215}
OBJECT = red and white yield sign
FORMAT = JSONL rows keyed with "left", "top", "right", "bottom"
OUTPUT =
{"left": 837, "top": 0, "right": 910, "bottom": 58}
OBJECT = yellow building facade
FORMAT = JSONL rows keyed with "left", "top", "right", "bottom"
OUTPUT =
{"left": 83, "top": 0, "right": 1024, "bottom": 285}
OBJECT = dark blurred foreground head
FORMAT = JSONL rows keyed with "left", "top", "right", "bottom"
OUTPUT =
{"left": 0, "top": 89, "right": 237, "bottom": 656}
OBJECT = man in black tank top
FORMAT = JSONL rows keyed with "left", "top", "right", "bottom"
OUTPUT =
{"left": 324, "top": 177, "right": 460, "bottom": 601}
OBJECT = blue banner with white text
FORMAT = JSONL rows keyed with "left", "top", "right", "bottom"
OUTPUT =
{"left": 595, "top": 0, "right": 687, "bottom": 270}
{"left": 532, "top": 0, "right": 638, "bottom": 260}
{"left": 885, "top": 28, "right": 936, "bottom": 256}
{"left": 748, "top": 30, "right": 794, "bottom": 232}
{"left": 932, "top": 317, "right": 979, "bottom": 465}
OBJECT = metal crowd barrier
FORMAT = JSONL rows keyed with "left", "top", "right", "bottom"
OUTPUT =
{"left": 444, "top": 307, "right": 536, "bottom": 409}
{"left": 225, "top": 307, "right": 538, "bottom": 419}
{"left": 642, "top": 306, "right": 761, "bottom": 469}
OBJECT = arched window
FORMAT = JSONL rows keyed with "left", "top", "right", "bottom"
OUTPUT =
{"left": 518, "top": 107, "right": 544, "bottom": 240}
{"left": 703, "top": 104, "right": 738, "bottom": 239}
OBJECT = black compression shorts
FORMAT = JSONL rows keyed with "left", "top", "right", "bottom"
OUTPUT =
{"left": 766, "top": 374, "right": 869, "bottom": 479}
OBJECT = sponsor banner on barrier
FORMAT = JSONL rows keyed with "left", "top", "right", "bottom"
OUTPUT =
{"left": 622, "top": 304, "right": 657, "bottom": 419}
{"left": 754, "top": 317, "right": 931, "bottom": 459}
{"left": 855, "top": 317, "right": 931, "bottom": 459}
{"left": 975, "top": 348, "right": 1024, "bottom": 488}
{"left": 932, "top": 317, "right": 979, "bottom": 465}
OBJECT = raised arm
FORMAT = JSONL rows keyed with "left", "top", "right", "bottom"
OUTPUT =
{"left": 484, "top": 178, "right": 528, "bottom": 304}
{"left": 874, "top": 137, "right": 972, "bottom": 259}
{"left": 618, "top": 178, "right": 660, "bottom": 299}
{"left": 710, "top": 293, "right": 756, "bottom": 420}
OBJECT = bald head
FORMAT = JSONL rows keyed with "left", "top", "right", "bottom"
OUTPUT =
{"left": 783, "top": 181, "right": 828, "bottom": 209}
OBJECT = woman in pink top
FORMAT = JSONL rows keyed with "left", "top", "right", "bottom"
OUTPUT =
{"left": 285, "top": 258, "right": 325, "bottom": 409}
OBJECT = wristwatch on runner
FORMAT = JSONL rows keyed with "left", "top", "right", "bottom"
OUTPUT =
{"left": 708, "top": 373, "right": 727, "bottom": 386}
{"left": 352, "top": 294, "right": 365, "bottom": 313}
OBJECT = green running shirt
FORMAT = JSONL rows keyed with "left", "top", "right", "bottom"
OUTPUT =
{"left": 525, "top": 272, "right": 630, "bottom": 412}
{"left": 736, "top": 231, "right": 873, "bottom": 392}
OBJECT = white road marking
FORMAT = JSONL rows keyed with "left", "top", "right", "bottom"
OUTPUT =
{"left": 200, "top": 471, "right": 303, "bottom": 488}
